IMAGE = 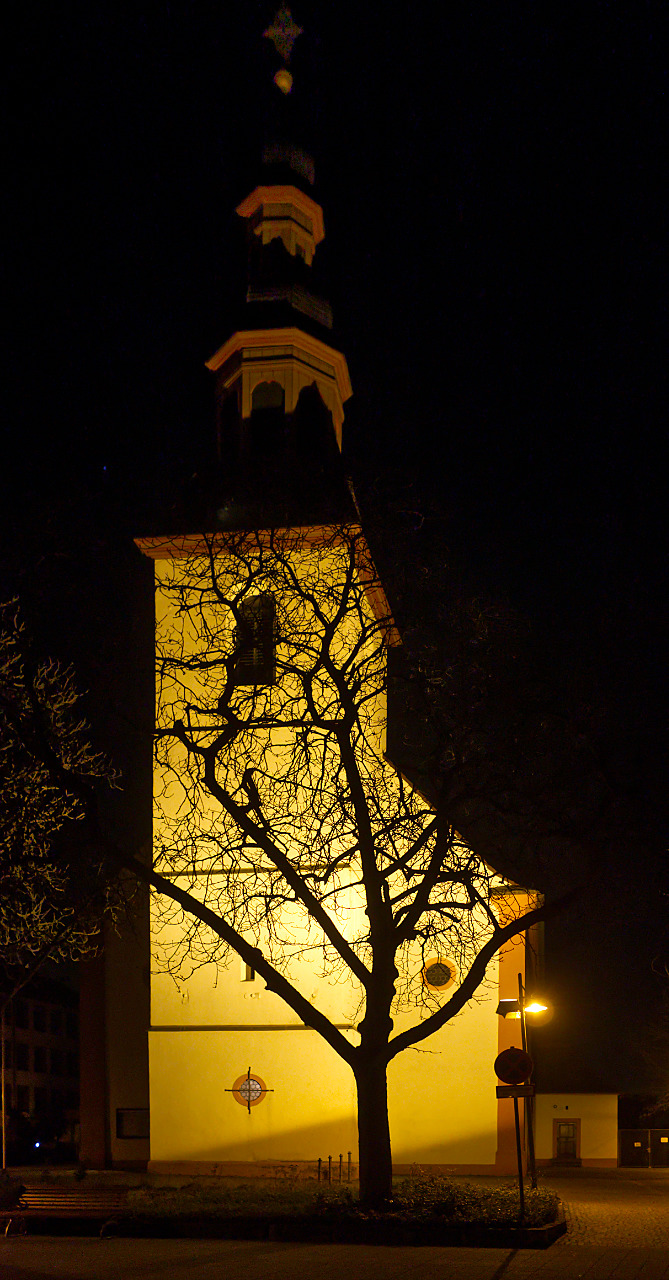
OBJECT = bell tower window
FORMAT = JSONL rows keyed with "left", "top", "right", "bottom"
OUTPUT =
{"left": 252, "top": 380, "right": 285, "bottom": 412}
{"left": 248, "top": 381, "right": 285, "bottom": 466}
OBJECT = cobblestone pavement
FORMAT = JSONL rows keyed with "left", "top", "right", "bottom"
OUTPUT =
{"left": 2, "top": 1237, "right": 669, "bottom": 1280}
{"left": 2, "top": 1172, "right": 668, "bottom": 1280}
{"left": 545, "top": 1168, "right": 669, "bottom": 1249}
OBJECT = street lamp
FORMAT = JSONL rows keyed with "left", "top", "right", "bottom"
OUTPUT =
{"left": 496, "top": 998, "right": 521, "bottom": 1019}
{"left": 496, "top": 997, "right": 548, "bottom": 1019}
{"left": 496, "top": 976, "right": 549, "bottom": 1189}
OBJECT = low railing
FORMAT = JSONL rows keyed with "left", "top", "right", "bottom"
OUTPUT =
{"left": 316, "top": 1153, "right": 352, "bottom": 1183}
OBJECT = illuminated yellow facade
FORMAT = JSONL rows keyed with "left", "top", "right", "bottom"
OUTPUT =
{"left": 140, "top": 535, "right": 535, "bottom": 1177}
{"left": 138, "top": 80, "right": 539, "bottom": 1176}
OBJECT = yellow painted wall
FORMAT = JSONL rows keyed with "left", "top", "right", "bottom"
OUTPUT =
{"left": 149, "top": 1028, "right": 357, "bottom": 1164}
{"left": 151, "top": 888, "right": 500, "bottom": 1030}
{"left": 148, "top": 962, "right": 503, "bottom": 1168}
{"left": 388, "top": 969, "right": 500, "bottom": 1166}
{"left": 536, "top": 1093, "right": 618, "bottom": 1161}
{"left": 147, "top": 537, "right": 524, "bottom": 1170}
{"left": 151, "top": 887, "right": 365, "bottom": 1031}
{"left": 148, "top": 1018, "right": 502, "bottom": 1168}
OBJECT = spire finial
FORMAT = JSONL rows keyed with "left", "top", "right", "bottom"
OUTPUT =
{"left": 264, "top": 7, "right": 302, "bottom": 91}
{"left": 263, "top": 7, "right": 303, "bottom": 62}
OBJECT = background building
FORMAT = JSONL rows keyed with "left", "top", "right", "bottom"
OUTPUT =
{"left": 2, "top": 976, "right": 80, "bottom": 1162}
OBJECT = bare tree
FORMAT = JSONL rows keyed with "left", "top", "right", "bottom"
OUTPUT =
{"left": 0, "top": 600, "right": 121, "bottom": 1166}
{"left": 0, "top": 600, "right": 120, "bottom": 976}
{"left": 142, "top": 523, "right": 551, "bottom": 1206}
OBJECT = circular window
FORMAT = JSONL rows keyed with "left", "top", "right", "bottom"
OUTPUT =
{"left": 231, "top": 1072, "right": 268, "bottom": 1109}
{"left": 422, "top": 958, "right": 457, "bottom": 991}
{"left": 240, "top": 1077, "right": 263, "bottom": 1104}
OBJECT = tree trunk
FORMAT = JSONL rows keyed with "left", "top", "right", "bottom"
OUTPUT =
{"left": 354, "top": 1054, "right": 393, "bottom": 1206}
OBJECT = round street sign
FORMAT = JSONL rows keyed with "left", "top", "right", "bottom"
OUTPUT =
{"left": 494, "top": 1047, "right": 533, "bottom": 1084}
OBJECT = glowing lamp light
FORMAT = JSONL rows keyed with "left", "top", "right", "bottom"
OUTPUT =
{"left": 274, "top": 68, "right": 293, "bottom": 94}
{"left": 496, "top": 997, "right": 549, "bottom": 1019}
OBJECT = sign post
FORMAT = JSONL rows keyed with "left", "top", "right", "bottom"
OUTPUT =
{"left": 513, "top": 1094, "right": 525, "bottom": 1223}
{"left": 494, "top": 1047, "right": 534, "bottom": 1223}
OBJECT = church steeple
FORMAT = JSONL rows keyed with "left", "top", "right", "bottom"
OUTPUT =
{"left": 203, "top": 9, "right": 354, "bottom": 528}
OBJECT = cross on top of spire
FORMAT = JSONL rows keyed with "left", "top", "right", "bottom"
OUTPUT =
{"left": 263, "top": 7, "right": 303, "bottom": 63}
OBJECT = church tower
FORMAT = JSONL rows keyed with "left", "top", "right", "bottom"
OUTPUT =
{"left": 200, "top": 7, "right": 355, "bottom": 535}
{"left": 135, "top": 11, "right": 540, "bottom": 1184}
{"left": 136, "top": 9, "right": 369, "bottom": 1176}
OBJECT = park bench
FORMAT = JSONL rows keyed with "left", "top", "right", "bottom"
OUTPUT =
{"left": 1, "top": 1183, "right": 129, "bottom": 1235}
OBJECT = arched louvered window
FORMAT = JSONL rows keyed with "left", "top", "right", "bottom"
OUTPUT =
{"left": 233, "top": 594, "right": 276, "bottom": 686}
{"left": 252, "top": 380, "right": 284, "bottom": 411}
{"left": 249, "top": 382, "right": 285, "bottom": 468}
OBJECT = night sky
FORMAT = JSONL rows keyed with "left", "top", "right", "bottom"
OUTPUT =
{"left": 5, "top": 3, "right": 668, "bottom": 1095}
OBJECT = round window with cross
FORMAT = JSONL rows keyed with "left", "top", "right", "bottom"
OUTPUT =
{"left": 230, "top": 1070, "right": 270, "bottom": 1111}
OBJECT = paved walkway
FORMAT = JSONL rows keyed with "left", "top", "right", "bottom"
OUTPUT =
{"left": 2, "top": 1170, "right": 668, "bottom": 1279}
{"left": 2, "top": 1237, "right": 668, "bottom": 1280}
{"left": 547, "top": 1168, "right": 669, "bottom": 1250}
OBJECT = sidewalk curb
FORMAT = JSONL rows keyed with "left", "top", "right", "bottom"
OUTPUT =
{"left": 8, "top": 1211, "right": 567, "bottom": 1248}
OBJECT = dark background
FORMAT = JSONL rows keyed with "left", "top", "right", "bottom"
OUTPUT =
{"left": 4, "top": 3, "right": 667, "bottom": 1097}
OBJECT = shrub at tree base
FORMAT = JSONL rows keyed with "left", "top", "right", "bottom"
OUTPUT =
{"left": 391, "top": 1177, "right": 558, "bottom": 1226}
{"left": 126, "top": 1176, "right": 559, "bottom": 1230}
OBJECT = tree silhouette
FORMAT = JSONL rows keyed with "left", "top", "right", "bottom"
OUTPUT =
{"left": 142, "top": 523, "right": 554, "bottom": 1205}
{"left": 0, "top": 600, "right": 119, "bottom": 978}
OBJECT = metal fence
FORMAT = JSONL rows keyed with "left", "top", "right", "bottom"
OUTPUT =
{"left": 317, "top": 1153, "right": 353, "bottom": 1183}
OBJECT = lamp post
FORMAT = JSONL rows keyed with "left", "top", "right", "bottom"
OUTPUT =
{"left": 517, "top": 973, "right": 537, "bottom": 1188}
{"left": 496, "top": 978, "right": 548, "bottom": 1191}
